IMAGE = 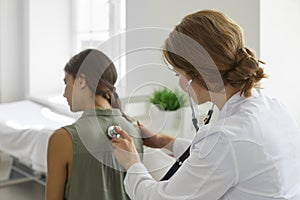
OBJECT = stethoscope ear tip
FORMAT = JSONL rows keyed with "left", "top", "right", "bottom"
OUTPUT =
{"left": 185, "top": 79, "right": 193, "bottom": 92}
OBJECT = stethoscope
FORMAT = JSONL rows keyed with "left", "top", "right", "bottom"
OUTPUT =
{"left": 185, "top": 79, "right": 214, "bottom": 133}
{"left": 160, "top": 79, "right": 214, "bottom": 181}
{"left": 107, "top": 79, "right": 214, "bottom": 140}
{"left": 107, "top": 125, "right": 121, "bottom": 139}
{"left": 107, "top": 79, "right": 214, "bottom": 181}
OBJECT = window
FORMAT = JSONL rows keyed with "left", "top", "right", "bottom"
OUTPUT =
{"left": 72, "top": 0, "right": 109, "bottom": 52}
{"left": 28, "top": 0, "right": 126, "bottom": 110}
{"left": 72, "top": 0, "right": 126, "bottom": 80}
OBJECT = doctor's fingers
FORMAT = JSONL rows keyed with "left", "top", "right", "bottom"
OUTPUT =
{"left": 111, "top": 137, "right": 137, "bottom": 154}
{"left": 111, "top": 134, "right": 134, "bottom": 148}
{"left": 113, "top": 126, "right": 132, "bottom": 140}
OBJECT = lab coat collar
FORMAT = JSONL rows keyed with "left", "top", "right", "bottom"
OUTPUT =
{"left": 218, "top": 88, "right": 260, "bottom": 120}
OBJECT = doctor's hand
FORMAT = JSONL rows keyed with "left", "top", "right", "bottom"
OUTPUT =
{"left": 137, "top": 121, "right": 175, "bottom": 151}
{"left": 111, "top": 127, "right": 141, "bottom": 171}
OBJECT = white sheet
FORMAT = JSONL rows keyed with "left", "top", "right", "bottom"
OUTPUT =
{"left": 0, "top": 100, "right": 75, "bottom": 173}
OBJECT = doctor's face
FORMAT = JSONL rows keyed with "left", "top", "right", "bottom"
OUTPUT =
{"left": 172, "top": 67, "right": 210, "bottom": 105}
{"left": 173, "top": 68, "right": 189, "bottom": 93}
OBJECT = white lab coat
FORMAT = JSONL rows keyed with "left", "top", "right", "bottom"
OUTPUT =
{"left": 124, "top": 89, "right": 300, "bottom": 200}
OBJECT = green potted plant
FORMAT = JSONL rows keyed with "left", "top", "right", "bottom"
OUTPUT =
{"left": 149, "top": 88, "right": 186, "bottom": 111}
{"left": 149, "top": 87, "right": 186, "bottom": 130}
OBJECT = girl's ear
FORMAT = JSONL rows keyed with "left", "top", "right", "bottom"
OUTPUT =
{"left": 78, "top": 73, "right": 87, "bottom": 89}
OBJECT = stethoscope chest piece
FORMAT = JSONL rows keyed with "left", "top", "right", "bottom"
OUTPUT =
{"left": 107, "top": 125, "right": 121, "bottom": 139}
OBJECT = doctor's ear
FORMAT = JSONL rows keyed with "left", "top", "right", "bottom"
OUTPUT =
{"left": 187, "top": 71, "right": 200, "bottom": 80}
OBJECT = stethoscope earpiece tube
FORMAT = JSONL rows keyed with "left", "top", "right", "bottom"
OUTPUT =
{"left": 160, "top": 79, "right": 214, "bottom": 181}
{"left": 185, "top": 79, "right": 199, "bottom": 132}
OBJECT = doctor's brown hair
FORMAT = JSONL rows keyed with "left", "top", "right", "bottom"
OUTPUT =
{"left": 163, "top": 10, "right": 266, "bottom": 97}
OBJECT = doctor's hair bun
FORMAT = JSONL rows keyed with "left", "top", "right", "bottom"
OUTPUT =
{"left": 225, "top": 47, "right": 267, "bottom": 97}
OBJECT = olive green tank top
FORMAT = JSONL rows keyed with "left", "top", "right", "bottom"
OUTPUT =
{"left": 62, "top": 108, "right": 143, "bottom": 200}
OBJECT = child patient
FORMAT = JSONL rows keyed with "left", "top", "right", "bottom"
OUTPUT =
{"left": 45, "top": 49, "right": 143, "bottom": 200}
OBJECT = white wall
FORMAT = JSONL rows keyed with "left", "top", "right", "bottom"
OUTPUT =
{"left": 125, "top": 0, "right": 260, "bottom": 97}
{"left": 0, "top": 0, "right": 71, "bottom": 102}
{"left": 0, "top": 0, "right": 27, "bottom": 102}
{"left": 28, "top": 0, "right": 71, "bottom": 97}
{"left": 260, "top": 0, "right": 300, "bottom": 125}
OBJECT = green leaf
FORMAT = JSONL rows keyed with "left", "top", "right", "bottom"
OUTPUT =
{"left": 149, "top": 87, "right": 187, "bottom": 111}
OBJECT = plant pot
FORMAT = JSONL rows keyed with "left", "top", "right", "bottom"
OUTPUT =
{"left": 147, "top": 105, "right": 180, "bottom": 133}
{"left": 161, "top": 110, "right": 179, "bottom": 130}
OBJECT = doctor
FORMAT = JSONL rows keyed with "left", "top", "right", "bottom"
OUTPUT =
{"left": 111, "top": 10, "right": 300, "bottom": 199}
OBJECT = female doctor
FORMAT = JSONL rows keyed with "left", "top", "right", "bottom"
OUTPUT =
{"left": 111, "top": 10, "right": 300, "bottom": 199}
